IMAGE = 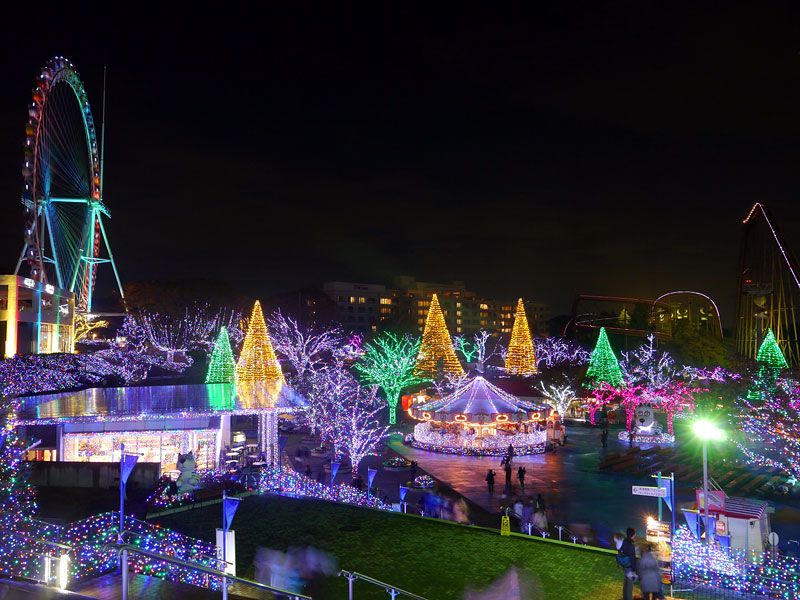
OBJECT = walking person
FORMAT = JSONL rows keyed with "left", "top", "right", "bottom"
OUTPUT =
{"left": 601, "top": 429, "right": 609, "bottom": 448}
{"left": 638, "top": 543, "right": 663, "bottom": 600}
{"left": 504, "top": 459, "right": 513, "bottom": 491}
{"left": 507, "top": 443, "right": 515, "bottom": 466}
{"left": 616, "top": 527, "right": 638, "bottom": 600}
{"left": 517, "top": 466, "right": 526, "bottom": 490}
{"left": 485, "top": 469, "right": 495, "bottom": 494}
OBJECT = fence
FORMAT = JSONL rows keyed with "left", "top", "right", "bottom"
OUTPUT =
{"left": 339, "top": 570, "right": 428, "bottom": 600}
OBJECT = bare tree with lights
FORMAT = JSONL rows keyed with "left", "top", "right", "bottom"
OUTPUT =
{"left": 353, "top": 332, "right": 427, "bottom": 424}
{"left": 538, "top": 377, "right": 577, "bottom": 419}
{"left": 328, "top": 383, "right": 390, "bottom": 481}
{"left": 268, "top": 310, "right": 343, "bottom": 384}
{"left": 534, "top": 337, "right": 590, "bottom": 369}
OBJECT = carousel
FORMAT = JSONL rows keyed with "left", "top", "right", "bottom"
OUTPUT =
{"left": 407, "top": 376, "right": 554, "bottom": 455}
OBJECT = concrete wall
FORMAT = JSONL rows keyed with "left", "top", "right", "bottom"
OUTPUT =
{"left": 29, "top": 461, "right": 160, "bottom": 489}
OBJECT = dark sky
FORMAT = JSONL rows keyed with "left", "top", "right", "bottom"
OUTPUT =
{"left": 2, "top": 4, "right": 800, "bottom": 323}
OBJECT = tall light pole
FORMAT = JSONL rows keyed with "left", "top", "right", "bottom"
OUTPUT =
{"left": 693, "top": 419, "right": 725, "bottom": 547}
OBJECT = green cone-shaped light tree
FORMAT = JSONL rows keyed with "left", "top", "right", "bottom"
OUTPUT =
{"left": 583, "top": 327, "right": 625, "bottom": 389}
{"left": 206, "top": 326, "right": 236, "bottom": 384}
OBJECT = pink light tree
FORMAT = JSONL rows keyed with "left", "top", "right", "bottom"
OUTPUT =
{"left": 649, "top": 381, "right": 705, "bottom": 436}
{"left": 588, "top": 382, "right": 621, "bottom": 426}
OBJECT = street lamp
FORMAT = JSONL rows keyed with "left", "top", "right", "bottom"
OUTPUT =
{"left": 693, "top": 419, "right": 726, "bottom": 546}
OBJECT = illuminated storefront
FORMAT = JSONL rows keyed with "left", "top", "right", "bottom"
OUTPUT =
{"left": 16, "top": 382, "right": 301, "bottom": 473}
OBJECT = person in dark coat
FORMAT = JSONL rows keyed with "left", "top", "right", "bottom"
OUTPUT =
{"left": 485, "top": 469, "right": 496, "bottom": 493}
{"left": 517, "top": 466, "right": 526, "bottom": 489}
{"left": 507, "top": 443, "right": 515, "bottom": 465}
{"left": 601, "top": 429, "right": 609, "bottom": 448}
{"left": 535, "top": 493, "right": 545, "bottom": 511}
{"left": 620, "top": 527, "right": 638, "bottom": 600}
{"left": 504, "top": 460, "right": 513, "bottom": 490}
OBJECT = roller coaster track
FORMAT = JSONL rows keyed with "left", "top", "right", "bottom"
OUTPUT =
{"left": 736, "top": 203, "right": 800, "bottom": 366}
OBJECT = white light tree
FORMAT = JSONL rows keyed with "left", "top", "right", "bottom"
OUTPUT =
{"left": 534, "top": 337, "right": 590, "bottom": 369}
{"left": 133, "top": 303, "right": 242, "bottom": 353}
{"left": 268, "top": 310, "right": 343, "bottom": 384}
{"left": 430, "top": 371, "right": 471, "bottom": 398}
{"left": 328, "top": 383, "right": 390, "bottom": 481}
{"left": 538, "top": 377, "right": 577, "bottom": 418}
{"left": 620, "top": 333, "right": 676, "bottom": 388}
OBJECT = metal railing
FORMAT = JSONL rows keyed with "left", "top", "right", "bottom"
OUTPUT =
{"left": 105, "top": 542, "right": 311, "bottom": 600}
{"left": 339, "top": 570, "right": 428, "bottom": 600}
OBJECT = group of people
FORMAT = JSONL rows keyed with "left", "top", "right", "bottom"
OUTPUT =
{"left": 416, "top": 491, "right": 470, "bottom": 523}
{"left": 511, "top": 494, "right": 548, "bottom": 534}
{"left": 616, "top": 527, "right": 664, "bottom": 600}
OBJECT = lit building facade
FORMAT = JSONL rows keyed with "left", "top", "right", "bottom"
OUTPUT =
{"left": 321, "top": 277, "right": 548, "bottom": 336}
{"left": 0, "top": 274, "right": 75, "bottom": 358}
{"left": 321, "top": 281, "right": 395, "bottom": 333}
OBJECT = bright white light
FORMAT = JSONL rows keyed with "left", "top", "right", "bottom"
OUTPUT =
{"left": 58, "top": 553, "right": 70, "bottom": 590}
{"left": 693, "top": 419, "right": 725, "bottom": 441}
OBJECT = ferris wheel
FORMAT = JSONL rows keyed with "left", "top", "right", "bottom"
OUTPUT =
{"left": 16, "top": 56, "right": 123, "bottom": 314}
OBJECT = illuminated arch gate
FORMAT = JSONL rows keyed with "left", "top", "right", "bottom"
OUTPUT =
{"left": 736, "top": 203, "right": 800, "bottom": 366}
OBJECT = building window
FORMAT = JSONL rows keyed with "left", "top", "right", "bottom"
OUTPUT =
{"left": 349, "top": 296, "right": 356, "bottom": 303}
{"left": 456, "top": 310, "right": 462, "bottom": 317}
{"left": 358, "top": 297, "right": 366, "bottom": 304}
{"left": 456, "top": 302, "right": 462, "bottom": 308}
{"left": 380, "top": 298, "right": 392, "bottom": 305}
{"left": 480, "top": 303, "right": 488, "bottom": 310}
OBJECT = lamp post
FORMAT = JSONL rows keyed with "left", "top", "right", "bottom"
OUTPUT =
{"left": 693, "top": 419, "right": 725, "bottom": 547}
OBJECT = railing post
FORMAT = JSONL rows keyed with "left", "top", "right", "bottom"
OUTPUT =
{"left": 121, "top": 548, "right": 128, "bottom": 600}
{"left": 348, "top": 572, "right": 355, "bottom": 600}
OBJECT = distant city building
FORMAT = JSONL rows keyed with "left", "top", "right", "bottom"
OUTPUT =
{"left": 265, "top": 288, "right": 337, "bottom": 327}
{"left": 321, "top": 281, "right": 394, "bottom": 333}
{"left": 319, "top": 276, "right": 548, "bottom": 335}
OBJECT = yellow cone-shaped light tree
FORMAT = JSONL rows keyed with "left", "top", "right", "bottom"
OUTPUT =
{"left": 414, "top": 293, "right": 464, "bottom": 379}
{"left": 505, "top": 298, "right": 537, "bottom": 375}
{"left": 236, "top": 300, "right": 284, "bottom": 384}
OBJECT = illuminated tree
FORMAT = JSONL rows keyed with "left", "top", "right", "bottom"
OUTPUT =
{"left": 414, "top": 294, "right": 464, "bottom": 379}
{"left": 620, "top": 334, "right": 675, "bottom": 388}
{"left": 534, "top": 337, "right": 590, "bottom": 369}
{"left": 0, "top": 399, "right": 37, "bottom": 576}
{"left": 453, "top": 335, "right": 478, "bottom": 364}
{"left": 74, "top": 313, "right": 109, "bottom": 342}
{"left": 474, "top": 330, "right": 501, "bottom": 371}
{"left": 327, "top": 383, "right": 389, "bottom": 480}
{"left": 133, "top": 302, "right": 242, "bottom": 353}
{"left": 583, "top": 327, "right": 624, "bottom": 389}
{"left": 505, "top": 298, "right": 537, "bottom": 375}
{"left": 747, "top": 329, "right": 788, "bottom": 401}
{"left": 757, "top": 329, "right": 789, "bottom": 370}
{"left": 737, "top": 378, "right": 800, "bottom": 480}
{"left": 652, "top": 381, "right": 702, "bottom": 436}
{"left": 268, "top": 310, "right": 342, "bottom": 382}
{"left": 205, "top": 326, "right": 236, "bottom": 384}
{"left": 236, "top": 300, "right": 284, "bottom": 384}
{"left": 589, "top": 383, "right": 618, "bottom": 425}
{"left": 354, "top": 332, "right": 427, "bottom": 424}
{"left": 538, "top": 377, "right": 576, "bottom": 418}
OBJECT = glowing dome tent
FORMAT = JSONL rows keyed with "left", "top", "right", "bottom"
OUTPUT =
{"left": 408, "top": 376, "right": 549, "bottom": 455}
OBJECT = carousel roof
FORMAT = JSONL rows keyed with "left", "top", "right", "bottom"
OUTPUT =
{"left": 412, "top": 376, "right": 545, "bottom": 424}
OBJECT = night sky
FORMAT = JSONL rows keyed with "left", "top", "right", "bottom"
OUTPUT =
{"left": 2, "top": 4, "right": 800, "bottom": 324}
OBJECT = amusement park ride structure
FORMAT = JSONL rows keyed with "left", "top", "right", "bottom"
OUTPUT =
{"left": 736, "top": 203, "right": 800, "bottom": 367}
{"left": 15, "top": 56, "right": 124, "bottom": 315}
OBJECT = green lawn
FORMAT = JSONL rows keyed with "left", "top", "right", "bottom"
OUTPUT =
{"left": 156, "top": 494, "right": 621, "bottom": 599}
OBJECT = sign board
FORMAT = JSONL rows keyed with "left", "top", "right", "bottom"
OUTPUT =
{"left": 645, "top": 519, "right": 673, "bottom": 586}
{"left": 632, "top": 485, "right": 668, "bottom": 498}
{"left": 696, "top": 489, "right": 726, "bottom": 512}
{"left": 500, "top": 516, "right": 510, "bottom": 536}
{"left": 216, "top": 529, "right": 236, "bottom": 575}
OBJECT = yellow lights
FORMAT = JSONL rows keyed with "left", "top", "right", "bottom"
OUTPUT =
{"left": 380, "top": 297, "right": 392, "bottom": 305}
{"left": 495, "top": 414, "right": 509, "bottom": 423}
{"left": 505, "top": 298, "right": 537, "bottom": 375}
{"left": 422, "top": 412, "right": 432, "bottom": 420}
{"left": 236, "top": 300, "right": 284, "bottom": 384}
{"left": 414, "top": 293, "right": 465, "bottom": 379}
{"left": 454, "top": 414, "right": 467, "bottom": 422}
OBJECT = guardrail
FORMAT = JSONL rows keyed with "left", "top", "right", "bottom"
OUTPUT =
{"left": 104, "top": 542, "right": 311, "bottom": 600}
{"left": 339, "top": 570, "right": 428, "bottom": 600}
